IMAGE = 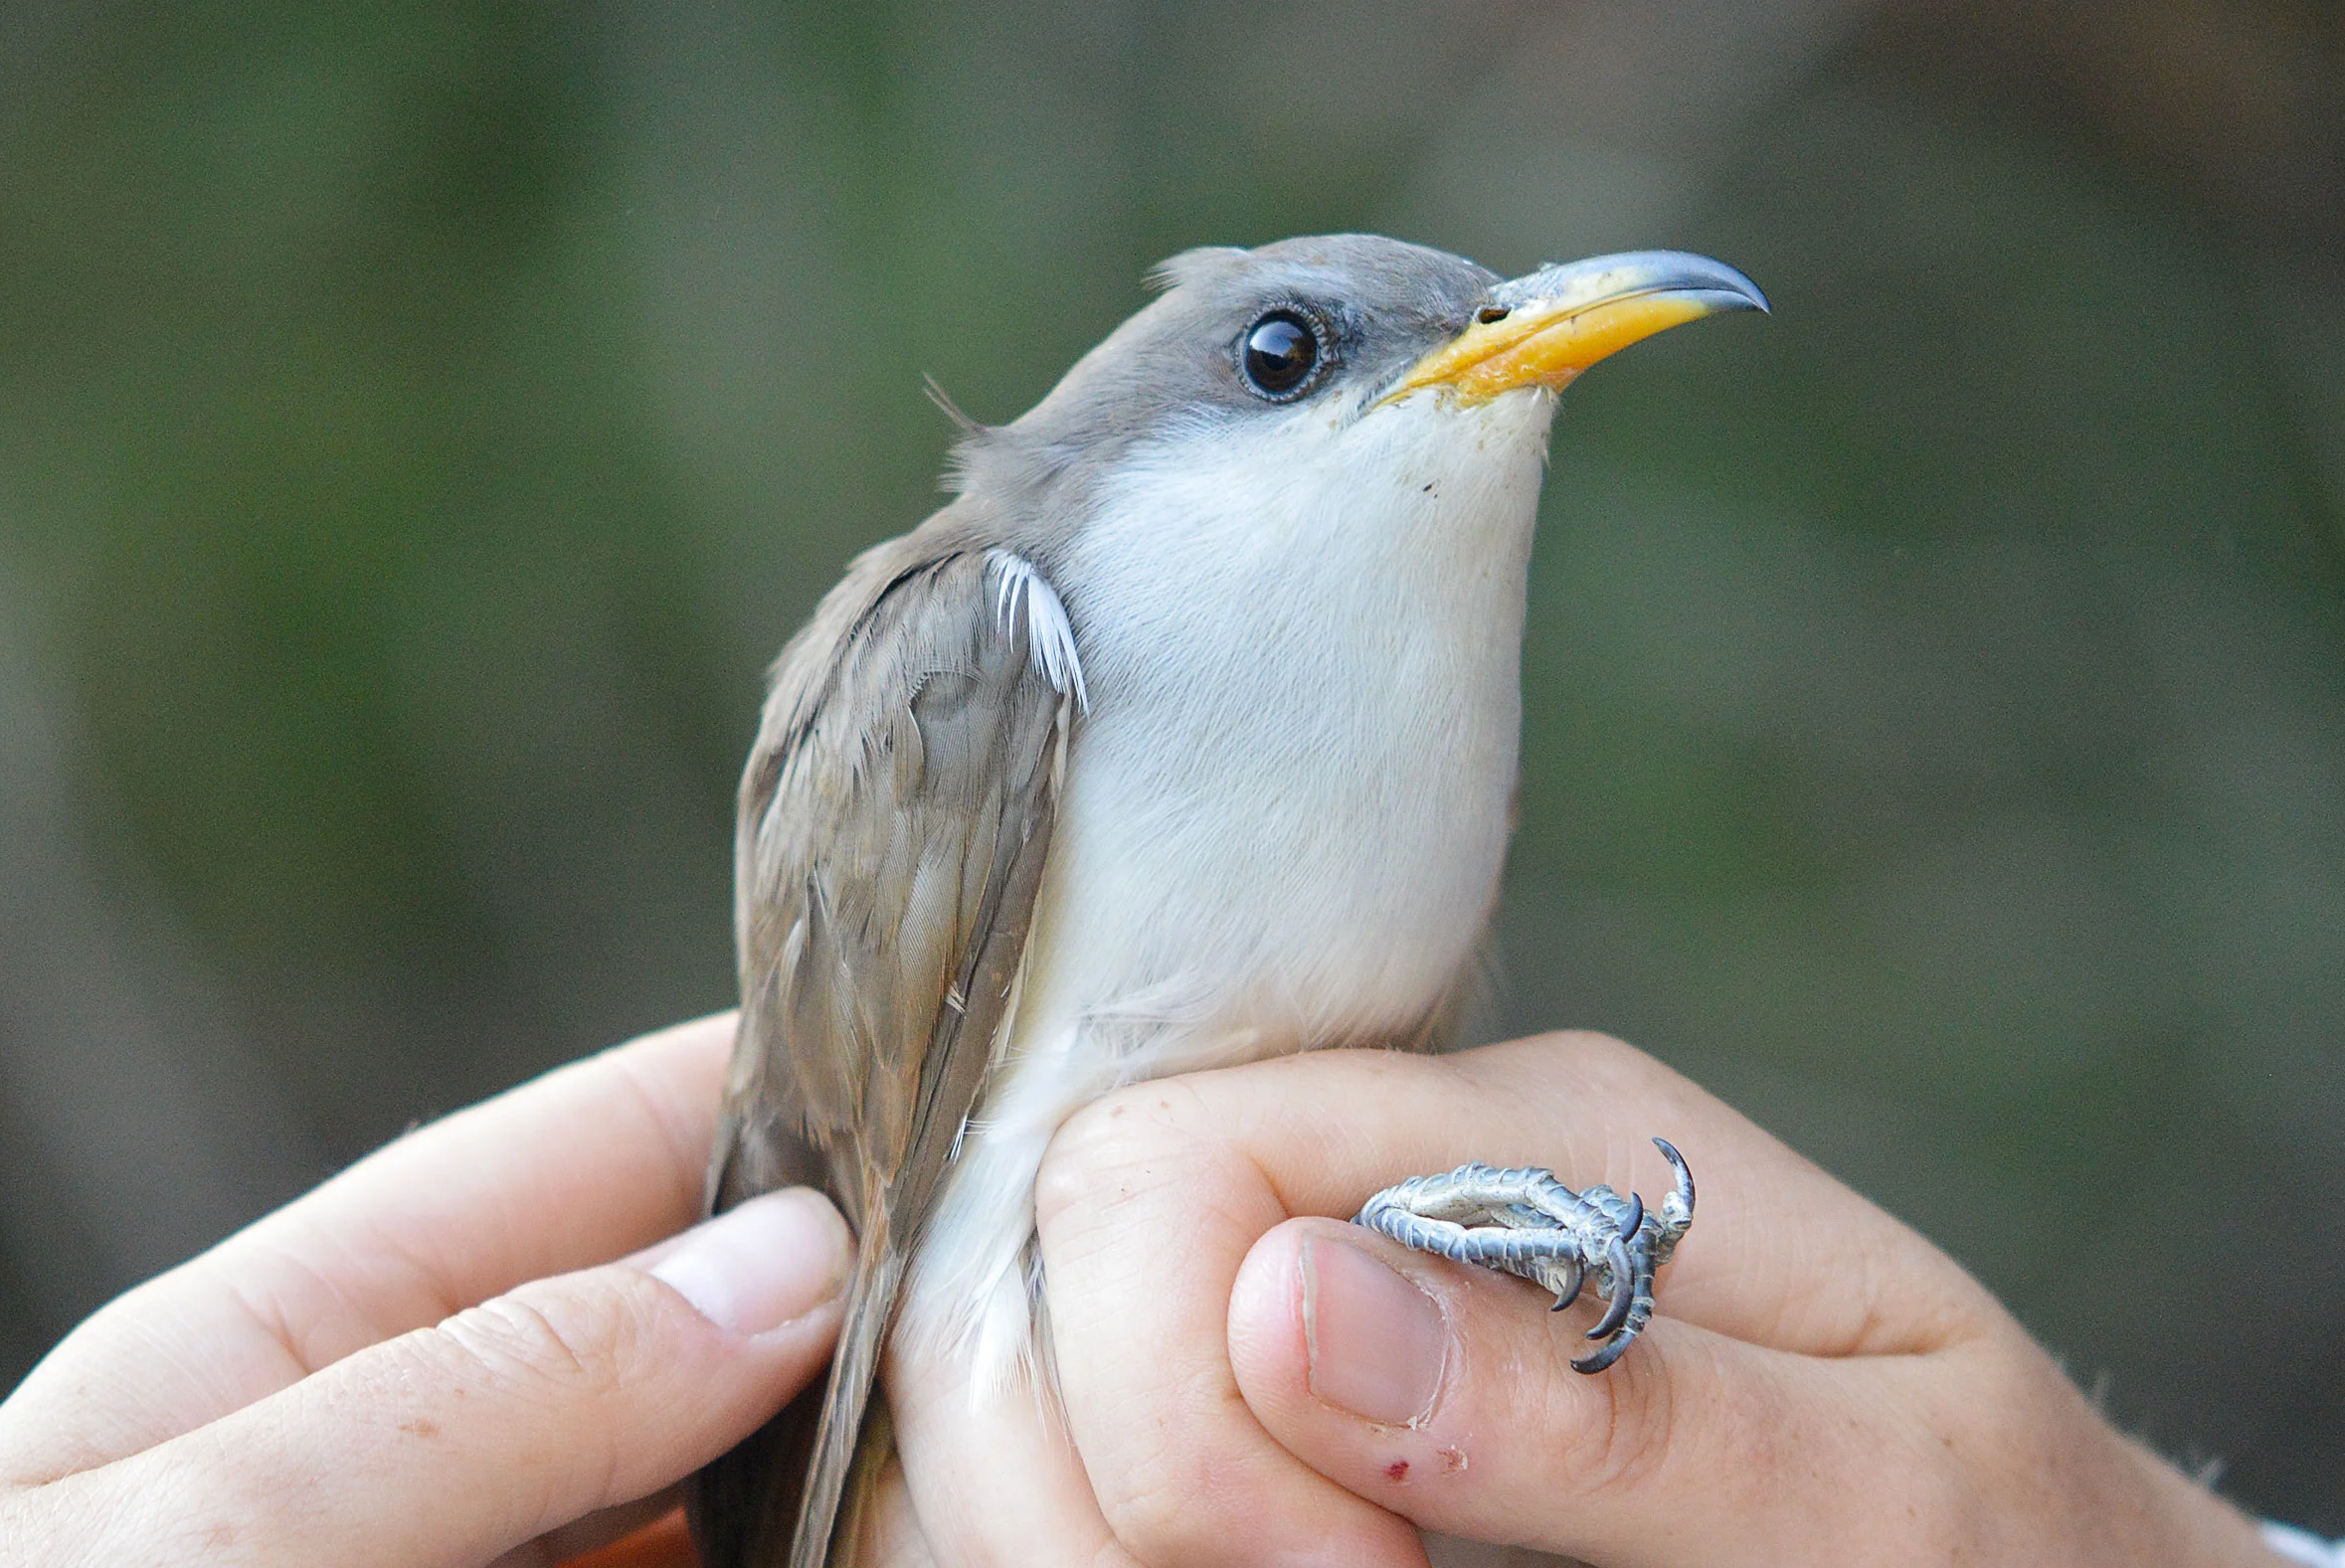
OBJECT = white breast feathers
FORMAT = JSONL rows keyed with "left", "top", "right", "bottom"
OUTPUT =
{"left": 907, "top": 386, "right": 1559, "bottom": 1393}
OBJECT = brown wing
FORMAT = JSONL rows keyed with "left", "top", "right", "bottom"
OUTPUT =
{"left": 689, "top": 539, "right": 1073, "bottom": 1568}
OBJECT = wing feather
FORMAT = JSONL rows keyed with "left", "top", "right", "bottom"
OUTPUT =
{"left": 690, "top": 537, "right": 1073, "bottom": 1568}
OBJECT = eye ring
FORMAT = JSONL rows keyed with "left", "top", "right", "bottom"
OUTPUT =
{"left": 1236, "top": 308, "right": 1330, "bottom": 401}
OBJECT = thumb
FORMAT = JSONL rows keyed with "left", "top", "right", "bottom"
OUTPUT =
{"left": 28, "top": 1188, "right": 849, "bottom": 1568}
{"left": 1226, "top": 1216, "right": 1935, "bottom": 1566}
{"left": 1228, "top": 1218, "right": 2270, "bottom": 1568}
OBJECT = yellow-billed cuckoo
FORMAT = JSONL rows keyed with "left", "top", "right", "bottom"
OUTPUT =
{"left": 690, "top": 235, "right": 1763, "bottom": 1568}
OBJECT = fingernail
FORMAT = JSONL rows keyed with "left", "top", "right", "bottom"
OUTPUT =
{"left": 1302, "top": 1232, "right": 1449, "bottom": 1426}
{"left": 651, "top": 1188, "right": 850, "bottom": 1335}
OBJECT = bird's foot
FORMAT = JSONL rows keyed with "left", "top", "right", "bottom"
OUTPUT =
{"left": 1353, "top": 1139, "right": 1694, "bottom": 1374}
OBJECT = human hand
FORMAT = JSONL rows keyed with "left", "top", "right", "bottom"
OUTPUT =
{"left": 992, "top": 1031, "right": 2281, "bottom": 1567}
{"left": 0, "top": 1014, "right": 846, "bottom": 1568}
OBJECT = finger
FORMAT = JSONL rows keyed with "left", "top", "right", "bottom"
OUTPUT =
{"left": 884, "top": 1304, "right": 1138, "bottom": 1568}
{"left": 0, "top": 1012, "right": 737, "bottom": 1483}
{"left": 1226, "top": 1214, "right": 2251, "bottom": 1567}
{"left": 13, "top": 1189, "right": 848, "bottom": 1568}
{"left": 1035, "top": 1074, "right": 1429, "bottom": 1567}
{"left": 1228, "top": 1215, "right": 1923, "bottom": 1563}
{"left": 1170, "top": 1034, "right": 1989, "bottom": 1354}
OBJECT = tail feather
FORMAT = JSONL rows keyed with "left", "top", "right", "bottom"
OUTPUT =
{"left": 689, "top": 1223, "right": 906, "bottom": 1568}
{"left": 789, "top": 1238, "right": 903, "bottom": 1568}
{"left": 685, "top": 1379, "right": 817, "bottom": 1568}
{"left": 828, "top": 1391, "right": 900, "bottom": 1563}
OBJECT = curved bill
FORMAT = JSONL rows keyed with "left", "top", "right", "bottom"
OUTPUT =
{"left": 1382, "top": 250, "right": 1767, "bottom": 407}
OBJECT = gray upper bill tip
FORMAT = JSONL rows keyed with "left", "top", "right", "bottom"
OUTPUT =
{"left": 1494, "top": 250, "right": 1770, "bottom": 316}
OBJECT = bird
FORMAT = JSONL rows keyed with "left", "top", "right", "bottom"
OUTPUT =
{"left": 688, "top": 233, "right": 1763, "bottom": 1568}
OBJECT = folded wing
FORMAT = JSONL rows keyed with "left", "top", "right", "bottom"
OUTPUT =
{"left": 691, "top": 538, "right": 1076, "bottom": 1568}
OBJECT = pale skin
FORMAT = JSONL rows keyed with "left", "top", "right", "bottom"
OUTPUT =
{"left": 0, "top": 1014, "right": 2288, "bottom": 1567}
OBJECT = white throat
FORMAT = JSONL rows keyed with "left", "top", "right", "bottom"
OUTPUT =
{"left": 908, "top": 387, "right": 1559, "bottom": 1384}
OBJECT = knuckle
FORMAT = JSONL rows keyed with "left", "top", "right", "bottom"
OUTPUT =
{"left": 1035, "top": 1079, "right": 1214, "bottom": 1231}
{"left": 1096, "top": 1461, "right": 1193, "bottom": 1557}
{"left": 1503, "top": 1308, "right": 1686, "bottom": 1499}
{"left": 1546, "top": 1029, "right": 1652, "bottom": 1088}
{"left": 1550, "top": 1026, "right": 1631, "bottom": 1059}
{"left": 1578, "top": 1350, "right": 1677, "bottom": 1495}
{"left": 1461, "top": 1029, "right": 1645, "bottom": 1101}
{"left": 428, "top": 1277, "right": 649, "bottom": 1404}
{"left": 1095, "top": 1421, "right": 1314, "bottom": 1567}
{"left": 1602, "top": 1350, "right": 1685, "bottom": 1493}
{"left": 1665, "top": 1337, "right": 1789, "bottom": 1501}
{"left": 7, "top": 1455, "right": 274, "bottom": 1566}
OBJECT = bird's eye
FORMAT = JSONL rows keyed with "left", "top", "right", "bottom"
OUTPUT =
{"left": 1238, "top": 310, "right": 1323, "bottom": 400}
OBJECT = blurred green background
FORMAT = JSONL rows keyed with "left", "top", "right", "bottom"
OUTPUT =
{"left": 2, "top": 0, "right": 2339, "bottom": 1535}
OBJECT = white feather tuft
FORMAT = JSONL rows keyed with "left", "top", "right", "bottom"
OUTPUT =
{"left": 987, "top": 550, "right": 1090, "bottom": 712}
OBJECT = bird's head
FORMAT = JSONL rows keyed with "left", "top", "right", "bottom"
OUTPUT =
{"left": 950, "top": 234, "right": 1763, "bottom": 580}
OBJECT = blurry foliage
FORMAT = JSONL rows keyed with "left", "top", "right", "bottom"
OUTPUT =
{"left": 0, "top": 0, "right": 2339, "bottom": 1532}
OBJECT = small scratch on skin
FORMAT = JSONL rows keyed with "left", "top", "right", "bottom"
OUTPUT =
{"left": 1384, "top": 1459, "right": 1410, "bottom": 1482}
{"left": 1440, "top": 1447, "right": 1467, "bottom": 1474}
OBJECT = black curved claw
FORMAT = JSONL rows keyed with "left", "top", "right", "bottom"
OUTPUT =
{"left": 1587, "top": 1231, "right": 1638, "bottom": 1340}
{"left": 1357, "top": 1150, "right": 1689, "bottom": 1374}
{"left": 1654, "top": 1137, "right": 1695, "bottom": 1214}
{"left": 1572, "top": 1329, "right": 1635, "bottom": 1375}
{"left": 1546, "top": 1258, "right": 1585, "bottom": 1311}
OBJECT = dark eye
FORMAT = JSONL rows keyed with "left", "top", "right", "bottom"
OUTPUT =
{"left": 1238, "top": 310, "right": 1323, "bottom": 399}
